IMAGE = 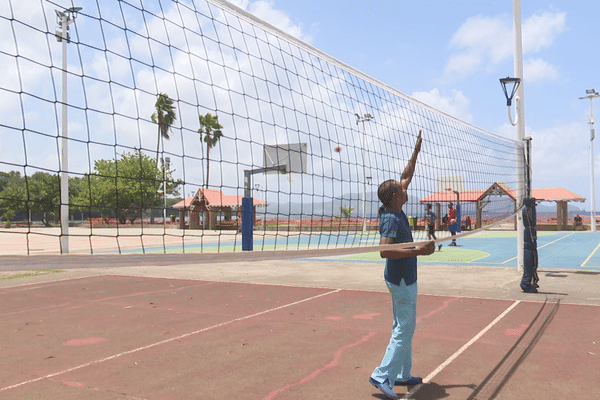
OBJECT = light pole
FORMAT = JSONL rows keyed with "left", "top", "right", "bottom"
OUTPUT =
{"left": 55, "top": 6, "right": 82, "bottom": 254}
{"left": 162, "top": 156, "right": 170, "bottom": 227}
{"left": 579, "top": 89, "right": 600, "bottom": 232}
{"left": 355, "top": 113, "right": 373, "bottom": 234}
{"left": 498, "top": 0, "right": 526, "bottom": 272}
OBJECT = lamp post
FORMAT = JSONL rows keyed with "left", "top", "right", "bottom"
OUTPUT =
{"left": 55, "top": 6, "right": 82, "bottom": 254}
{"left": 579, "top": 89, "right": 600, "bottom": 232}
{"left": 499, "top": 0, "right": 526, "bottom": 272}
{"left": 355, "top": 113, "right": 373, "bottom": 234}
{"left": 162, "top": 156, "right": 170, "bottom": 227}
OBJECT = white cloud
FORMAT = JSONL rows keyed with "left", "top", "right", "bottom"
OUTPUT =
{"left": 229, "top": 0, "right": 312, "bottom": 43}
{"left": 442, "top": 10, "right": 565, "bottom": 83}
{"left": 523, "top": 11, "right": 566, "bottom": 53}
{"left": 524, "top": 58, "right": 559, "bottom": 83}
{"left": 497, "top": 120, "right": 588, "bottom": 179}
{"left": 411, "top": 88, "right": 473, "bottom": 123}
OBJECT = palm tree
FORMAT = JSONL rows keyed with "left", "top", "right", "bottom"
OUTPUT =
{"left": 151, "top": 93, "right": 177, "bottom": 166}
{"left": 340, "top": 205, "right": 355, "bottom": 218}
{"left": 198, "top": 113, "right": 223, "bottom": 189}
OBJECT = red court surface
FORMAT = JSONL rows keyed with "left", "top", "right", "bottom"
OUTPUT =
{"left": 1, "top": 275, "right": 599, "bottom": 400}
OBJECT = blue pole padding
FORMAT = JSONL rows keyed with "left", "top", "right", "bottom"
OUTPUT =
{"left": 242, "top": 196, "right": 254, "bottom": 251}
{"left": 456, "top": 203, "right": 461, "bottom": 233}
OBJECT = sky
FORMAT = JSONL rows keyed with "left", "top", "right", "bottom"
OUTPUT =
{"left": 229, "top": 0, "right": 600, "bottom": 211}
{"left": 1, "top": 0, "right": 598, "bottom": 214}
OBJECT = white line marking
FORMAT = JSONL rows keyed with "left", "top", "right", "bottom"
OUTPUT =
{"left": 402, "top": 300, "right": 521, "bottom": 399}
{"left": 0, "top": 288, "right": 341, "bottom": 392}
{"left": 501, "top": 232, "right": 575, "bottom": 264}
{"left": 581, "top": 241, "right": 600, "bottom": 267}
{"left": 537, "top": 232, "right": 575, "bottom": 249}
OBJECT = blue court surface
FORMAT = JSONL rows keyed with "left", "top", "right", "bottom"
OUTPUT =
{"left": 113, "top": 230, "right": 600, "bottom": 272}
{"left": 327, "top": 231, "right": 600, "bottom": 271}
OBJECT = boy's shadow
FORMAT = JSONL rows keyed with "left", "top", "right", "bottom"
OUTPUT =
{"left": 372, "top": 382, "right": 476, "bottom": 400}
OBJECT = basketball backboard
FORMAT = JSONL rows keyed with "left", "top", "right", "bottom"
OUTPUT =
{"left": 263, "top": 143, "right": 307, "bottom": 174}
{"left": 437, "top": 175, "right": 464, "bottom": 192}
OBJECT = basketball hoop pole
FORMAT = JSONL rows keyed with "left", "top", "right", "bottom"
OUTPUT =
{"left": 242, "top": 165, "right": 286, "bottom": 251}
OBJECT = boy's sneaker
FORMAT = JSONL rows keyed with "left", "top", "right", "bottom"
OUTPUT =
{"left": 395, "top": 376, "right": 423, "bottom": 386}
{"left": 369, "top": 377, "right": 398, "bottom": 400}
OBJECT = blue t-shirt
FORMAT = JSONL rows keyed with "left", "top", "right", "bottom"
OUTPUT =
{"left": 426, "top": 210, "right": 436, "bottom": 227}
{"left": 379, "top": 209, "right": 417, "bottom": 286}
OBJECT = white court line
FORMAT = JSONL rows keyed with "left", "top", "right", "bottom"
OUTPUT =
{"left": 402, "top": 300, "right": 521, "bottom": 399}
{"left": 501, "top": 232, "right": 575, "bottom": 264}
{"left": 0, "top": 288, "right": 341, "bottom": 393}
{"left": 581, "top": 241, "right": 600, "bottom": 267}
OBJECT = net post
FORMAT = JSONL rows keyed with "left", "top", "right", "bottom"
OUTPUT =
{"left": 242, "top": 196, "right": 254, "bottom": 251}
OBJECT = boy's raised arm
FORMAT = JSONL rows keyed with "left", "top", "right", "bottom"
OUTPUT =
{"left": 401, "top": 130, "right": 423, "bottom": 189}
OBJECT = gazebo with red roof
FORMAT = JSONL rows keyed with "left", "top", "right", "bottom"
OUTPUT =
{"left": 172, "top": 189, "right": 266, "bottom": 230}
{"left": 420, "top": 182, "right": 586, "bottom": 230}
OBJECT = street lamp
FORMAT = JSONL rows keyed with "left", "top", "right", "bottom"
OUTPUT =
{"left": 355, "top": 113, "right": 373, "bottom": 234}
{"left": 499, "top": 77, "right": 521, "bottom": 126}
{"left": 579, "top": 89, "right": 600, "bottom": 232}
{"left": 55, "top": 6, "right": 82, "bottom": 254}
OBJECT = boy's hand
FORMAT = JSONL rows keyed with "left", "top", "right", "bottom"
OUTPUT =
{"left": 414, "top": 130, "right": 423, "bottom": 153}
{"left": 419, "top": 241, "right": 435, "bottom": 256}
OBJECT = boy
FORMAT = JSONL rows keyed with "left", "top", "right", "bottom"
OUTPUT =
{"left": 425, "top": 203, "right": 436, "bottom": 240}
{"left": 369, "top": 132, "right": 435, "bottom": 400}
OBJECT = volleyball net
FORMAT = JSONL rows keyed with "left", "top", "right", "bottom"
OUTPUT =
{"left": 0, "top": 0, "right": 524, "bottom": 256}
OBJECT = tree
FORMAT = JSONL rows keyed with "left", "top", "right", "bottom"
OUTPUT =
{"left": 0, "top": 171, "right": 60, "bottom": 226}
{"left": 0, "top": 171, "right": 21, "bottom": 192}
{"left": 340, "top": 205, "right": 355, "bottom": 218}
{"left": 74, "top": 152, "right": 182, "bottom": 224}
{"left": 198, "top": 113, "right": 223, "bottom": 189}
{"left": 151, "top": 93, "right": 177, "bottom": 166}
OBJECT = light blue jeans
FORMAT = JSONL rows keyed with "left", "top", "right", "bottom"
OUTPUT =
{"left": 371, "top": 279, "right": 418, "bottom": 384}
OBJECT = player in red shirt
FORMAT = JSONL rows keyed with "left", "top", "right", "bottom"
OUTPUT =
{"left": 448, "top": 202, "right": 457, "bottom": 246}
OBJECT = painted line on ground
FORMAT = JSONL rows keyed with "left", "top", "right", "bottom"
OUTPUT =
{"left": 402, "top": 300, "right": 521, "bottom": 399}
{"left": 581, "top": 241, "right": 600, "bottom": 267}
{"left": 0, "top": 288, "right": 341, "bottom": 393}
{"left": 501, "top": 232, "right": 575, "bottom": 264}
{"left": 537, "top": 232, "right": 575, "bottom": 249}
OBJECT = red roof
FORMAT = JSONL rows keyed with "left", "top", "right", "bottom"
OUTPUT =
{"left": 419, "top": 190, "right": 485, "bottom": 203}
{"left": 173, "top": 189, "right": 266, "bottom": 210}
{"left": 420, "top": 183, "right": 585, "bottom": 203}
{"left": 530, "top": 188, "right": 585, "bottom": 203}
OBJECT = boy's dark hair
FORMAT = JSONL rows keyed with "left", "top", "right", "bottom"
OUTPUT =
{"left": 426, "top": 203, "right": 432, "bottom": 209}
{"left": 378, "top": 179, "right": 397, "bottom": 208}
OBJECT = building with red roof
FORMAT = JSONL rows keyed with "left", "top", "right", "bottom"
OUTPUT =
{"left": 172, "top": 188, "right": 266, "bottom": 230}
{"left": 420, "top": 182, "right": 585, "bottom": 230}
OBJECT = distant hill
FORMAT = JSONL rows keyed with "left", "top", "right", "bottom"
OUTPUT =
{"left": 260, "top": 193, "right": 585, "bottom": 219}
{"left": 262, "top": 191, "right": 422, "bottom": 219}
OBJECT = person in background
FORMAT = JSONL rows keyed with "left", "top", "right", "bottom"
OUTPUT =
{"left": 574, "top": 214, "right": 583, "bottom": 231}
{"left": 447, "top": 202, "right": 457, "bottom": 246}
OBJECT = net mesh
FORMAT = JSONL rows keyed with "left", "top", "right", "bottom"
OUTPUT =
{"left": 0, "top": 0, "right": 523, "bottom": 255}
